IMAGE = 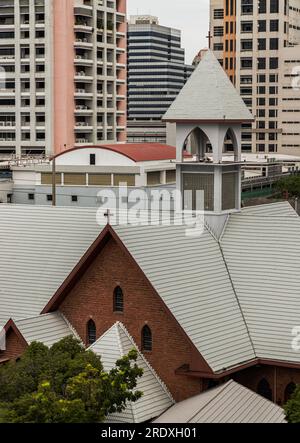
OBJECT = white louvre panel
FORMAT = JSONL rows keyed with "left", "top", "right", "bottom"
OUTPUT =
{"left": 182, "top": 173, "right": 214, "bottom": 211}
{"left": 222, "top": 172, "right": 237, "bottom": 211}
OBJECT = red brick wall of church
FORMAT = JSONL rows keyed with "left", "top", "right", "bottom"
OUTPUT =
{"left": 233, "top": 365, "right": 300, "bottom": 405}
{"left": 0, "top": 329, "right": 27, "bottom": 363}
{"left": 58, "top": 237, "right": 204, "bottom": 402}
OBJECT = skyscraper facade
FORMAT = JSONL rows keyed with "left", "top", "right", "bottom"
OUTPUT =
{"left": 210, "top": 0, "right": 300, "bottom": 155}
{"left": 0, "top": 0, "right": 126, "bottom": 159}
{"left": 127, "top": 15, "right": 193, "bottom": 143}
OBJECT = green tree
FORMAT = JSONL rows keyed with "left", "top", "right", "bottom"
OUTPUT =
{"left": 0, "top": 337, "right": 143, "bottom": 423}
{"left": 275, "top": 175, "right": 300, "bottom": 199}
{"left": 284, "top": 385, "right": 300, "bottom": 423}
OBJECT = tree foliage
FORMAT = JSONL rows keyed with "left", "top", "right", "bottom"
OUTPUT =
{"left": 0, "top": 336, "right": 143, "bottom": 423}
{"left": 284, "top": 385, "right": 300, "bottom": 423}
{"left": 275, "top": 175, "right": 300, "bottom": 199}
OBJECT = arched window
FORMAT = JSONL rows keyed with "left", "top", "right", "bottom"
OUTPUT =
{"left": 284, "top": 382, "right": 296, "bottom": 403}
{"left": 257, "top": 378, "right": 273, "bottom": 401}
{"left": 113, "top": 286, "right": 124, "bottom": 312}
{"left": 87, "top": 319, "right": 96, "bottom": 345}
{"left": 142, "top": 325, "right": 152, "bottom": 352}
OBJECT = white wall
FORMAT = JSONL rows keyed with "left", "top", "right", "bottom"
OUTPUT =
{"left": 0, "top": 181, "right": 12, "bottom": 203}
{"left": 54, "top": 148, "right": 136, "bottom": 167}
{"left": 12, "top": 169, "right": 36, "bottom": 186}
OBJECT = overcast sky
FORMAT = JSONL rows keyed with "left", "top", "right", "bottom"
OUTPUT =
{"left": 127, "top": 0, "right": 210, "bottom": 64}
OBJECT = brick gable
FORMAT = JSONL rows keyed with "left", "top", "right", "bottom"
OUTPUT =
{"left": 0, "top": 326, "right": 27, "bottom": 363}
{"left": 58, "top": 235, "right": 209, "bottom": 401}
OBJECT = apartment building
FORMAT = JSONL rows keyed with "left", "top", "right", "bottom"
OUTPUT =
{"left": 0, "top": 0, "right": 126, "bottom": 159}
{"left": 127, "top": 15, "right": 193, "bottom": 144}
{"left": 279, "top": 45, "right": 300, "bottom": 154}
{"left": 210, "top": 0, "right": 300, "bottom": 155}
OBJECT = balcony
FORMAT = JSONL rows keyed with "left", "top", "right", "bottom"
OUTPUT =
{"left": 74, "top": 38, "right": 93, "bottom": 49}
{"left": 74, "top": 119, "right": 93, "bottom": 131}
{"left": 0, "top": 121, "right": 15, "bottom": 129}
{"left": 74, "top": 54, "right": 93, "bottom": 66}
{"left": 0, "top": 55, "right": 14, "bottom": 62}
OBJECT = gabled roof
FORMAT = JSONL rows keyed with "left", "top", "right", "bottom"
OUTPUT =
{"left": 0, "top": 205, "right": 101, "bottom": 327}
{"left": 221, "top": 202, "right": 300, "bottom": 363}
{"left": 52, "top": 144, "right": 177, "bottom": 163}
{"left": 1, "top": 202, "right": 300, "bottom": 375}
{"left": 163, "top": 50, "right": 254, "bottom": 123}
{"left": 113, "top": 224, "right": 255, "bottom": 372}
{"left": 154, "top": 380, "right": 286, "bottom": 423}
{"left": 13, "top": 312, "right": 79, "bottom": 348}
{"left": 88, "top": 322, "right": 174, "bottom": 423}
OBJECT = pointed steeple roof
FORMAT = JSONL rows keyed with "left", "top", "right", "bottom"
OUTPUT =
{"left": 88, "top": 322, "right": 174, "bottom": 423}
{"left": 163, "top": 50, "right": 254, "bottom": 122}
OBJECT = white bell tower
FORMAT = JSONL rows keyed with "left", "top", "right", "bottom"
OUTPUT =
{"left": 163, "top": 51, "right": 254, "bottom": 216}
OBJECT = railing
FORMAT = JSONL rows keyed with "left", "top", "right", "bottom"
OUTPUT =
{"left": 242, "top": 172, "right": 291, "bottom": 191}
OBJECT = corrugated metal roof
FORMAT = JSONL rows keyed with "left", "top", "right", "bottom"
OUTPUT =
{"left": 14, "top": 312, "right": 78, "bottom": 348}
{"left": 0, "top": 205, "right": 102, "bottom": 328}
{"left": 240, "top": 201, "right": 298, "bottom": 217}
{"left": 1, "top": 202, "right": 300, "bottom": 373}
{"left": 154, "top": 380, "right": 286, "bottom": 423}
{"left": 88, "top": 322, "right": 174, "bottom": 423}
{"left": 163, "top": 51, "right": 253, "bottom": 122}
{"left": 221, "top": 204, "right": 300, "bottom": 364}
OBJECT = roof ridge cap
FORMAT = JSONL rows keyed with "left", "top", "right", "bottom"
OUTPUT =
{"left": 59, "top": 313, "right": 83, "bottom": 344}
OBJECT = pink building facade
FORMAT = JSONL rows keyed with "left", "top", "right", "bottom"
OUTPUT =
{"left": 53, "top": 0, "right": 127, "bottom": 154}
{"left": 0, "top": 0, "right": 127, "bottom": 158}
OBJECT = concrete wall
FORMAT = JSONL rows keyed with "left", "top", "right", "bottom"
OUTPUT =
{"left": 13, "top": 184, "right": 176, "bottom": 210}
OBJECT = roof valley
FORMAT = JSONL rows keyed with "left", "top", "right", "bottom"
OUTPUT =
{"left": 216, "top": 235, "right": 257, "bottom": 361}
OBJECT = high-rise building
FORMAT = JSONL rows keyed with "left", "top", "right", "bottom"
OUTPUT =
{"left": 210, "top": 0, "right": 300, "bottom": 155}
{"left": 0, "top": 0, "right": 127, "bottom": 159}
{"left": 127, "top": 15, "right": 193, "bottom": 143}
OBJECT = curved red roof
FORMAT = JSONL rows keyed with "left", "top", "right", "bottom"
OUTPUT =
{"left": 53, "top": 143, "right": 178, "bottom": 163}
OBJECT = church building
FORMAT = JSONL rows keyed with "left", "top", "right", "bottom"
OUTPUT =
{"left": 1, "top": 52, "right": 300, "bottom": 421}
